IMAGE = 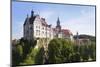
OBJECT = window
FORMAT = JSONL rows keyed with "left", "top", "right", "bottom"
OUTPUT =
{"left": 36, "top": 30, "right": 38, "bottom": 36}
{"left": 42, "top": 27, "right": 44, "bottom": 30}
{"left": 39, "top": 30, "right": 40, "bottom": 35}
{"left": 36, "top": 26, "right": 38, "bottom": 28}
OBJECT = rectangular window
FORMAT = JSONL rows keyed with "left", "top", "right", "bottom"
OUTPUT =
{"left": 36, "top": 30, "right": 38, "bottom": 35}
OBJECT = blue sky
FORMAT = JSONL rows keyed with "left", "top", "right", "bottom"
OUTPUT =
{"left": 12, "top": 1, "right": 96, "bottom": 39}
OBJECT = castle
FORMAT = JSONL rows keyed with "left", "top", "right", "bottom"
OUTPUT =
{"left": 23, "top": 10, "right": 73, "bottom": 41}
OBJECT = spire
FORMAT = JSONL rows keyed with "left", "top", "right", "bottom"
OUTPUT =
{"left": 57, "top": 17, "right": 60, "bottom": 26}
{"left": 77, "top": 32, "right": 78, "bottom": 35}
{"left": 31, "top": 10, "right": 34, "bottom": 17}
{"left": 56, "top": 17, "right": 61, "bottom": 33}
{"left": 76, "top": 31, "right": 79, "bottom": 40}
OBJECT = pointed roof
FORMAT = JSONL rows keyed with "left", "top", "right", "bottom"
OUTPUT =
{"left": 29, "top": 16, "right": 36, "bottom": 24}
{"left": 31, "top": 10, "right": 34, "bottom": 17}
{"left": 57, "top": 17, "right": 60, "bottom": 25}
{"left": 24, "top": 14, "right": 29, "bottom": 25}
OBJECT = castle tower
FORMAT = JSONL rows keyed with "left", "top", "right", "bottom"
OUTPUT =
{"left": 56, "top": 17, "right": 61, "bottom": 33}
{"left": 76, "top": 32, "right": 79, "bottom": 40}
{"left": 56, "top": 17, "right": 62, "bottom": 38}
{"left": 76, "top": 32, "right": 80, "bottom": 45}
{"left": 31, "top": 10, "right": 34, "bottom": 18}
{"left": 23, "top": 14, "right": 29, "bottom": 40}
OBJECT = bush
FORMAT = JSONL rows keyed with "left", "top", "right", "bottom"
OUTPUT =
{"left": 79, "top": 45, "right": 89, "bottom": 61}
{"left": 70, "top": 52, "right": 81, "bottom": 62}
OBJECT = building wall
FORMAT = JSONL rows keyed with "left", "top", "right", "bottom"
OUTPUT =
{"left": 33, "top": 16, "right": 41, "bottom": 39}
{"left": 24, "top": 21, "right": 30, "bottom": 40}
{"left": 24, "top": 13, "right": 73, "bottom": 41}
{"left": 32, "top": 16, "right": 53, "bottom": 39}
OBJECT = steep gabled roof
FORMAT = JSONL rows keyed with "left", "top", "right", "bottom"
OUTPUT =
{"left": 29, "top": 16, "right": 36, "bottom": 24}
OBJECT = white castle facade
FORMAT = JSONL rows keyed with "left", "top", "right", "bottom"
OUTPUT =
{"left": 23, "top": 10, "right": 73, "bottom": 41}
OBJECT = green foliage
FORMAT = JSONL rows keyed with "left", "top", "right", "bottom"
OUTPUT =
{"left": 88, "top": 42, "right": 96, "bottom": 61}
{"left": 48, "top": 38, "right": 62, "bottom": 63}
{"left": 79, "top": 42, "right": 96, "bottom": 61}
{"left": 61, "top": 39, "right": 74, "bottom": 62}
{"left": 12, "top": 37, "right": 96, "bottom": 66}
{"left": 48, "top": 38, "right": 96, "bottom": 63}
{"left": 48, "top": 38, "right": 74, "bottom": 63}
{"left": 16, "top": 45, "right": 23, "bottom": 56}
{"left": 20, "top": 55, "right": 35, "bottom": 65}
{"left": 12, "top": 38, "right": 37, "bottom": 66}
{"left": 19, "top": 44, "right": 45, "bottom": 65}
{"left": 70, "top": 52, "right": 81, "bottom": 62}
{"left": 35, "top": 47, "right": 45, "bottom": 64}
{"left": 79, "top": 45, "right": 89, "bottom": 61}
{"left": 12, "top": 44, "right": 23, "bottom": 65}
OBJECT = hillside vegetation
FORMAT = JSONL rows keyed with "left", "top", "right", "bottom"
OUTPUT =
{"left": 12, "top": 37, "right": 96, "bottom": 66}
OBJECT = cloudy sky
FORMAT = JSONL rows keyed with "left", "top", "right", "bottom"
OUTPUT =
{"left": 12, "top": 1, "right": 96, "bottom": 39}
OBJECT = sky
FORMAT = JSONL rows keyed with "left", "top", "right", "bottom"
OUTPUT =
{"left": 12, "top": 1, "right": 96, "bottom": 39}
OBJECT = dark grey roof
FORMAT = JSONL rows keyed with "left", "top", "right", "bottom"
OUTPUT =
{"left": 24, "top": 15, "right": 37, "bottom": 25}
{"left": 24, "top": 17, "right": 29, "bottom": 25}
{"left": 29, "top": 16, "right": 36, "bottom": 24}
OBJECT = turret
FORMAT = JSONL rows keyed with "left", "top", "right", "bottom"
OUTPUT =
{"left": 31, "top": 10, "right": 34, "bottom": 18}
{"left": 56, "top": 17, "right": 61, "bottom": 32}
{"left": 76, "top": 32, "right": 79, "bottom": 39}
{"left": 57, "top": 17, "right": 60, "bottom": 26}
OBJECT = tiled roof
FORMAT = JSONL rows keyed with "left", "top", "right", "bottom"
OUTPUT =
{"left": 62, "top": 29, "right": 73, "bottom": 35}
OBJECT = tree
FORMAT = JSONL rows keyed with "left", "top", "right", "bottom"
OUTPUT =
{"left": 12, "top": 38, "right": 37, "bottom": 66}
{"left": 48, "top": 38, "right": 62, "bottom": 64}
{"left": 61, "top": 39, "right": 74, "bottom": 63}
{"left": 70, "top": 52, "right": 81, "bottom": 62}
{"left": 35, "top": 46, "right": 45, "bottom": 64}
{"left": 48, "top": 38, "right": 74, "bottom": 63}
{"left": 79, "top": 45, "right": 89, "bottom": 61}
{"left": 88, "top": 42, "right": 96, "bottom": 61}
{"left": 12, "top": 44, "right": 23, "bottom": 66}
